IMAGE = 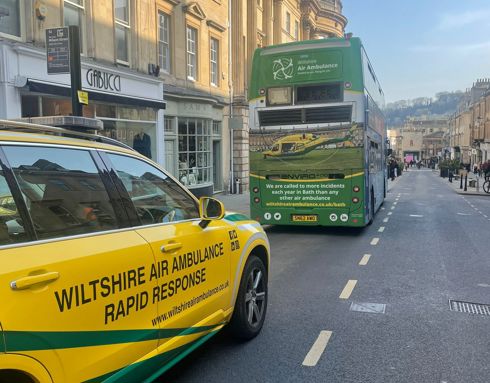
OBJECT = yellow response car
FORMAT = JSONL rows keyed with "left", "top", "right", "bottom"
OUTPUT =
{"left": 0, "top": 120, "right": 270, "bottom": 383}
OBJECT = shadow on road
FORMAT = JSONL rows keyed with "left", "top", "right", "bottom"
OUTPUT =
{"left": 264, "top": 224, "right": 366, "bottom": 237}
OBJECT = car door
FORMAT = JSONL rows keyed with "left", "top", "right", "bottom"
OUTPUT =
{"left": 0, "top": 145, "right": 159, "bottom": 383}
{"left": 103, "top": 152, "right": 232, "bottom": 353}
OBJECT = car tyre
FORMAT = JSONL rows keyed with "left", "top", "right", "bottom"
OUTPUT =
{"left": 229, "top": 255, "right": 268, "bottom": 340}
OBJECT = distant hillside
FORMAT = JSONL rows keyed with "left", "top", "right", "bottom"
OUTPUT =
{"left": 383, "top": 91, "right": 465, "bottom": 127}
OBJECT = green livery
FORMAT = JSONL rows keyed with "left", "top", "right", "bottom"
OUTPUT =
{"left": 248, "top": 37, "right": 386, "bottom": 227}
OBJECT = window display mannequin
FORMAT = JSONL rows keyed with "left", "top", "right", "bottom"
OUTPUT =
{"left": 133, "top": 130, "right": 152, "bottom": 158}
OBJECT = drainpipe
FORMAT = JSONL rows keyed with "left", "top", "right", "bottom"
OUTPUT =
{"left": 228, "top": 0, "right": 234, "bottom": 193}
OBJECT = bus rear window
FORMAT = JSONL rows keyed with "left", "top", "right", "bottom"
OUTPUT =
{"left": 296, "top": 84, "right": 342, "bottom": 104}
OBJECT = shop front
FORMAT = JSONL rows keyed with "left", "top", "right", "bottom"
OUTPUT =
{"left": 0, "top": 42, "right": 165, "bottom": 164}
{"left": 163, "top": 96, "right": 227, "bottom": 197}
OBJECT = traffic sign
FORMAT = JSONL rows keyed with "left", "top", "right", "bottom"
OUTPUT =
{"left": 46, "top": 27, "right": 70, "bottom": 74}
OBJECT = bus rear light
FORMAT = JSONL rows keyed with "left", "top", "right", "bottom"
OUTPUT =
{"left": 352, "top": 197, "right": 359, "bottom": 203}
{"left": 254, "top": 197, "right": 260, "bottom": 203}
{"left": 259, "top": 88, "right": 266, "bottom": 95}
{"left": 353, "top": 186, "right": 360, "bottom": 192}
{"left": 253, "top": 187, "right": 259, "bottom": 193}
{"left": 353, "top": 219, "right": 358, "bottom": 223}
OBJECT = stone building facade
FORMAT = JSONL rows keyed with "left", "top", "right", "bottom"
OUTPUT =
{"left": 449, "top": 79, "right": 490, "bottom": 165}
{"left": 0, "top": 0, "right": 347, "bottom": 195}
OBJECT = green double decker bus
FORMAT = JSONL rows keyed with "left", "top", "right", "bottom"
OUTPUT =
{"left": 248, "top": 37, "right": 386, "bottom": 227}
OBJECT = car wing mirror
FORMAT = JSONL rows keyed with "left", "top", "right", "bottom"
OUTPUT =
{"left": 198, "top": 197, "right": 225, "bottom": 228}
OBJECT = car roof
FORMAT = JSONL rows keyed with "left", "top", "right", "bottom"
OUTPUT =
{"left": 0, "top": 129, "right": 137, "bottom": 156}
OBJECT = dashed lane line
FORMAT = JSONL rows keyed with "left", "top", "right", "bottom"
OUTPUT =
{"left": 391, "top": 206, "right": 396, "bottom": 210}
{"left": 302, "top": 331, "right": 333, "bottom": 367}
{"left": 339, "top": 280, "right": 358, "bottom": 299}
{"left": 370, "top": 237, "right": 380, "bottom": 245}
{"left": 388, "top": 212, "right": 393, "bottom": 216}
{"left": 359, "top": 254, "right": 371, "bottom": 266}
{"left": 409, "top": 214, "right": 424, "bottom": 218}
{"left": 383, "top": 217, "right": 389, "bottom": 223}
{"left": 378, "top": 226, "right": 385, "bottom": 233}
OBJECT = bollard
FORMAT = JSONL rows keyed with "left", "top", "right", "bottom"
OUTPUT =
{"left": 464, "top": 175, "right": 467, "bottom": 191}
{"left": 476, "top": 177, "right": 480, "bottom": 192}
{"left": 449, "top": 171, "right": 453, "bottom": 183}
{"left": 460, "top": 174, "right": 463, "bottom": 189}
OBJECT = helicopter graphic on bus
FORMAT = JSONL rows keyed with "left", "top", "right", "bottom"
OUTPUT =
{"left": 262, "top": 126, "right": 359, "bottom": 159}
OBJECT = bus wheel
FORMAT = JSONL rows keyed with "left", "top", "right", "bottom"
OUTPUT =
{"left": 229, "top": 255, "right": 268, "bottom": 340}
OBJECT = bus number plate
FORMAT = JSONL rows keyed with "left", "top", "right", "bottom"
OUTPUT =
{"left": 291, "top": 214, "right": 318, "bottom": 222}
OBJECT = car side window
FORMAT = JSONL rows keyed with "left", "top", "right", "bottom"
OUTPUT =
{"left": 3, "top": 146, "right": 119, "bottom": 240}
{"left": 0, "top": 168, "right": 28, "bottom": 246}
{"left": 107, "top": 153, "right": 199, "bottom": 225}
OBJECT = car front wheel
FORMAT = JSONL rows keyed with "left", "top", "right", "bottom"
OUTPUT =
{"left": 229, "top": 255, "right": 268, "bottom": 340}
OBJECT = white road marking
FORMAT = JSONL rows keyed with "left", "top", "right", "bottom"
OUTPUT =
{"left": 393, "top": 202, "right": 398, "bottom": 205}
{"left": 381, "top": 207, "right": 385, "bottom": 210}
{"left": 339, "top": 280, "right": 358, "bottom": 299}
{"left": 359, "top": 254, "right": 371, "bottom": 266}
{"left": 388, "top": 212, "right": 393, "bottom": 216}
{"left": 477, "top": 283, "right": 490, "bottom": 288}
{"left": 484, "top": 215, "right": 488, "bottom": 218}
{"left": 409, "top": 214, "right": 423, "bottom": 217}
{"left": 378, "top": 226, "right": 385, "bottom": 233}
{"left": 383, "top": 217, "right": 389, "bottom": 223}
{"left": 302, "top": 331, "right": 333, "bottom": 367}
{"left": 391, "top": 206, "right": 395, "bottom": 210}
{"left": 370, "top": 237, "right": 380, "bottom": 245}
{"left": 457, "top": 213, "right": 471, "bottom": 216}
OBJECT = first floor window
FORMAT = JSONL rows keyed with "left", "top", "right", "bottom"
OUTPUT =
{"left": 0, "top": 0, "right": 21, "bottom": 38}
{"left": 115, "top": 0, "right": 130, "bottom": 63}
{"left": 158, "top": 11, "right": 171, "bottom": 72}
{"left": 210, "top": 38, "right": 219, "bottom": 86}
{"left": 178, "top": 119, "right": 211, "bottom": 186}
{"left": 186, "top": 26, "right": 197, "bottom": 80}
{"left": 64, "top": 0, "right": 85, "bottom": 51}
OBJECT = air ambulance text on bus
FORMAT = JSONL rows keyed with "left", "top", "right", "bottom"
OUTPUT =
{"left": 248, "top": 36, "right": 386, "bottom": 227}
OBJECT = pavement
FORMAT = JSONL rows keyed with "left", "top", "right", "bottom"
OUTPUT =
{"left": 439, "top": 171, "right": 490, "bottom": 196}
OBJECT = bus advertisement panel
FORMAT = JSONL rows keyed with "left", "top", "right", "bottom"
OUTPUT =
{"left": 248, "top": 37, "right": 385, "bottom": 227}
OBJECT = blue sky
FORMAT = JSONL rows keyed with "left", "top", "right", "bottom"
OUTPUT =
{"left": 343, "top": 0, "right": 490, "bottom": 103}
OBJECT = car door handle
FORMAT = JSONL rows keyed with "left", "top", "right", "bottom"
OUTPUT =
{"left": 160, "top": 242, "right": 183, "bottom": 253}
{"left": 10, "top": 272, "right": 60, "bottom": 290}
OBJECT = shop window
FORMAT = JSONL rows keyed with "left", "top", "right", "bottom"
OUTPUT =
{"left": 186, "top": 26, "right": 197, "bottom": 80}
{"left": 4, "top": 146, "right": 119, "bottom": 240}
{"left": 158, "top": 11, "right": 171, "bottom": 73}
{"left": 21, "top": 96, "right": 40, "bottom": 118}
{"left": 115, "top": 0, "right": 131, "bottom": 64}
{"left": 63, "top": 0, "right": 85, "bottom": 52}
{"left": 178, "top": 119, "right": 211, "bottom": 186}
{"left": 0, "top": 168, "right": 29, "bottom": 246}
{"left": 0, "top": 0, "right": 21, "bottom": 38}
{"left": 107, "top": 153, "right": 199, "bottom": 225}
{"left": 210, "top": 38, "right": 219, "bottom": 86}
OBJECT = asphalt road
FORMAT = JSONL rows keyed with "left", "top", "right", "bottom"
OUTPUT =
{"left": 162, "top": 169, "right": 490, "bottom": 383}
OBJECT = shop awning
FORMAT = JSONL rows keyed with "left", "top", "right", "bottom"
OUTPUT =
{"left": 27, "top": 80, "right": 166, "bottom": 110}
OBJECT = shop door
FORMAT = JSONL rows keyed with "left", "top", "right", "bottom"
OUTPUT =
{"left": 165, "top": 140, "right": 177, "bottom": 177}
{"left": 213, "top": 141, "right": 222, "bottom": 191}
